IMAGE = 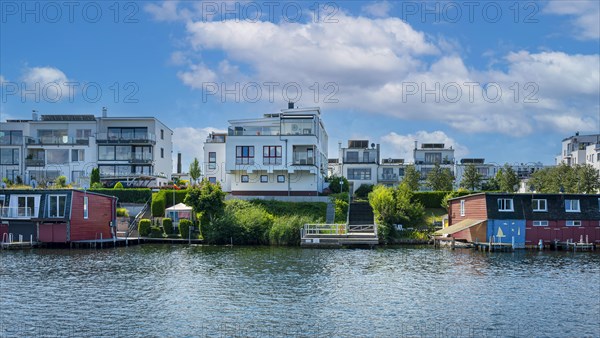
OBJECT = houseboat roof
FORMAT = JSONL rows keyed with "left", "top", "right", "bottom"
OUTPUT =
{"left": 0, "top": 188, "right": 118, "bottom": 200}
{"left": 448, "top": 192, "right": 600, "bottom": 202}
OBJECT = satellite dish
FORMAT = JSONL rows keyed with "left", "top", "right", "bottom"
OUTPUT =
{"left": 371, "top": 143, "right": 375, "bottom": 149}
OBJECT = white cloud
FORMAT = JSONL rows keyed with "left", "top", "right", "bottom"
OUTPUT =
{"left": 172, "top": 127, "right": 226, "bottom": 171}
{"left": 144, "top": 1, "right": 187, "bottom": 22}
{"left": 545, "top": 0, "right": 600, "bottom": 40}
{"left": 381, "top": 131, "right": 469, "bottom": 161}
{"left": 362, "top": 1, "right": 392, "bottom": 18}
{"left": 21, "top": 66, "right": 73, "bottom": 102}
{"left": 177, "top": 63, "right": 217, "bottom": 89}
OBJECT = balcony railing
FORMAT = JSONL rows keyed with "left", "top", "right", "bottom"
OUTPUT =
{"left": 26, "top": 136, "right": 88, "bottom": 145}
{"left": 228, "top": 126, "right": 279, "bottom": 136}
{"left": 378, "top": 174, "right": 398, "bottom": 182}
{"left": 96, "top": 133, "right": 156, "bottom": 144}
{"left": 0, "top": 207, "right": 34, "bottom": 219}
{"left": 25, "top": 159, "right": 45, "bottom": 167}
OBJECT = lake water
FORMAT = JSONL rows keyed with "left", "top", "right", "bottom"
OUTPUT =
{"left": 1, "top": 245, "right": 599, "bottom": 337}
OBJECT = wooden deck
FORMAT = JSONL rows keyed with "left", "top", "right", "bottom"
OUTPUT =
{"left": 474, "top": 242, "right": 514, "bottom": 252}
{"left": 300, "top": 224, "right": 378, "bottom": 247}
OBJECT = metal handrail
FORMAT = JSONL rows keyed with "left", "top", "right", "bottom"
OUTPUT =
{"left": 127, "top": 199, "right": 151, "bottom": 237}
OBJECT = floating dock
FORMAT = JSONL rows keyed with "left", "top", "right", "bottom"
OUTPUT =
{"left": 300, "top": 224, "right": 378, "bottom": 247}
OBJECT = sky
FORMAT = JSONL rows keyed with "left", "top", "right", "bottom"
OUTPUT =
{"left": 1, "top": 0, "right": 599, "bottom": 171}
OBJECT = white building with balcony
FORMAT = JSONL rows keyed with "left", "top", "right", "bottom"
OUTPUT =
{"left": 204, "top": 104, "right": 328, "bottom": 196}
{"left": 556, "top": 133, "right": 600, "bottom": 172}
{"left": 413, "top": 142, "right": 455, "bottom": 187}
{"left": 0, "top": 111, "right": 172, "bottom": 187}
{"left": 333, "top": 140, "right": 380, "bottom": 193}
{"left": 378, "top": 158, "right": 405, "bottom": 188}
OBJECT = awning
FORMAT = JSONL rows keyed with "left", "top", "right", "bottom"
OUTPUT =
{"left": 434, "top": 219, "right": 486, "bottom": 236}
{"left": 165, "top": 203, "right": 193, "bottom": 211}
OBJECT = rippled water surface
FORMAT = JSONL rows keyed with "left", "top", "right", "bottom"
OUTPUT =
{"left": 1, "top": 245, "right": 599, "bottom": 337}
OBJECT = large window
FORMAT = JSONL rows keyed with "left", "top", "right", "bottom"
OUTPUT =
{"left": 497, "top": 198, "right": 514, "bottom": 211}
{"left": 565, "top": 199, "right": 580, "bottom": 212}
{"left": 99, "top": 146, "right": 116, "bottom": 160}
{"left": 348, "top": 168, "right": 371, "bottom": 180}
{"left": 116, "top": 146, "right": 131, "bottom": 160}
{"left": 0, "top": 130, "right": 23, "bottom": 145}
{"left": 17, "top": 196, "right": 35, "bottom": 217}
{"left": 108, "top": 127, "right": 148, "bottom": 140}
{"left": 0, "top": 149, "right": 19, "bottom": 165}
{"left": 46, "top": 149, "right": 69, "bottom": 164}
{"left": 71, "top": 149, "right": 85, "bottom": 162}
{"left": 236, "top": 146, "right": 255, "bottom": 165}
{"left": 281, "top": 117, "right": 315, "bottom": 135}
{"left": 346, "top": 151, "right": 358, "bottom": 162}
{"left": 532, "top": 199, "right": 547, "bottom": 212}
{"left": 38, "top": 129, "right": 68, "bottom": 143}
{"left": 76, "top": 129, "right": 92, "bottom": 142}
{"left": 48, "top": 195, "right": 66, "bottom": 218}
{"left": 424, "top": 152, "right": 442, "bottom": 164}
{"left": 263, "top": 146, "right": 282, "bottom": 165}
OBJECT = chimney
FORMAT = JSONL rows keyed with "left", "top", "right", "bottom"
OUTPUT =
{"left": 288, "top": 102, "right": 294, "bottom": 109}
{"left": 177, "top": 152, "right": 182, "bottom": 174}
{"left": 414, "top": 140, "right": 418, "bottom": 150}
{"left": 32, "top": 110, "right": 38, "bottom": 121}
{"left": 102, "top": 107, "right": 107, "bottom": 118}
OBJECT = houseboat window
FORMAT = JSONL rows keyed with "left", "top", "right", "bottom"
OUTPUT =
{"left": 17, "top": 196, "right": 35, "bottom": 217}
{"left": 48, "top": 195, "right": 67, "bottom": 218}
{"left": 460, "top": 200, "right": 465, "bottom": 216}
{"left": 260, "top": 175, "right": 268, "bottom": 183}
{"left": 241, "top": 175, "right": 249, "bottom": 183}
{"left": 532, "top": 199, "right": 547, "bottom": 212}
{"left": 277, "top": 175, "right": 285, "bottom": 183}
{"left": 83, "top": 196, "right": 88, "bottom": 219}
{"left": 533, "top": 220, "right": 548, "bottom": 227}
{"left": 497, "top": 198, "right": 514, "bottom": 211}
{"left": 236, "top": 146, "right": 255, "bottom": 165}
{"left": 565, "top": 199, "right": 580, "bottom": 212}
{"left": 566, "top": 220, "right": 581, "bottom": 227}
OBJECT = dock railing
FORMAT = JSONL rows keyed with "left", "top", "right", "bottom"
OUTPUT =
{"left": 302, "top": 223, "right": 348, "bottom": 237}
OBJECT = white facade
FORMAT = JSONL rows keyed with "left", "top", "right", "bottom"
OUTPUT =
{"left": 333, "top": 140, "right": 380, "bottom": 193}
{"left": 0, "top": 113, "right": 173, "bottom": 187}
{"left": 203, "top": 106, "right": 328, "bottom": 196}
{"left": 556, "top": 134, "right": 600, "bottom": 167}
{"left": 585, "top": 142, "right": 600, "bottom": 172}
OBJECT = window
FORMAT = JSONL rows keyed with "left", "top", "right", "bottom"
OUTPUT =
{"left": 108, "top": 127, "right": 148, "bottom": 140}
{"left": 460, "top": 200, "right": 465, "bottom": 216}
{"left": 565, "top": 199, "right": 580, "bottom": 212}
{"left": 533, "top": 220, "right": 548, "bottom": 227}
{"left": 566, "top": 220, "right": 581, "bottom": 227}
{"left": 424, "top": 152, "right": 442, "bottom": 164}
{"left": 532, "top": 199, "right": 547, "bottom": 212}
{"left": 99, "top": 146, "right": 115, "bottom": 160}
{"left": 260, "top": 175, "right": 268, "bottom": 183}
{"left": 346, "top": 151, "right": 358, "bottom": 162}
{"left": 71, "top": 149, "right": 85, "bottom": 162}
{"left": 208, "top": 152, "right": 217, "bottom": 169}
{"left": 0, "top": 148, "right": 19, "bottom": 165}
{"left": 347, "top": 168, "right": 371, "bottom": 180}
{"left": 497, "top": 198, "right": 514, "bottom": 211}
{"left": 236, "top": 146, "right": 255, "bottom": 165}
{"left": 46, "top": 149, "right": 69, "bottom": 164}
{"left": 38, "top": 129, "right": 68, "bottom": 144}
{"left": 17, "top": 196, "right": 35, "bottom": 217}
{"left": 263, "top": 146, "right": 282, "bottom": 165}
{"left": 116, "top": 146, "right": 131, "bottom": 160}
{"left": 277, "top": 175, "right": 285, "bottom": 183}
{"left": 47, "top": 195, "right": 67, "bottom": 218}
{"left": 208, "top": 177, "right": 217, "bottom": 184}
{"left": 0, "top": 130, "right": 23, "bottom": 145}
{"left": 363, "top": 152, "right": 370, "bottom": 163}
{"left": 160, "top": 148, "right": 164, "bottom": 158}
{"left": 83, "top": 196, "right": 88, "bottom": 219}
{"left": 160, "top": 129, "right": 164, "bottom": 140}
{"left": 75, "top": 129, "right": 92, "bottom": 142}
{"left": 241, "top": 175, "right": 249, "bottom": 183}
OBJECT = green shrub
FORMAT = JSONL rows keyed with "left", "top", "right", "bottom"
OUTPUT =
{"left": 162, "top": 218, "right": 173, "bottom": 235}
{"left": 55, "top": 175, "right": 67, "bottom": 188}
{"left": 149, "top": 226, "right": 163, "bottom": 238}
{"left": 113, "top": 182, "right": 124, "bottom": 189}
{"left": 249, "top": 200, "right": 326, "bottom": 221}
{"left": 269, "top": 215, "right": 314, "bottom": 246}
{"left": 333, "top": 198, "right": 348, "bottom": 223}
{"left": 116, "top": 208, "right": 129, "bottom": 217}
{"left": 91, "top": 182, "right": 103, "bottom": 189}
{"left": 412, "top": 191, "right": 453, "bottom": 208}
{"left": 327, "top": 175, "right": 349, "bottom": 193}
{"left": 90, "top": 188, "right": 151, "bottom": 203}
{"left": 138, "top": 219, "right": 151, "bottom": 237}
{"left": 179, "top": 219, "right": 192, "bottom": 239}
{"left": 354, "top": 184, "right": 374, "bottom": 200}
{"left": 151, "top": 192, "right": 166, "bottom": 217}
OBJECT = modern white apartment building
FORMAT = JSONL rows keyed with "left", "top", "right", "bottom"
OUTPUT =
{"left": 331, "top": 140, "right": 380, "bottom": 193}
{"left": 453, "top": 158, "right": 497, "bottom": 189}
{"left": 377, "top": 158, "right": 405, "bottom": 188}
{"left": 0, "top": 111, "right": 172, "bottom": 187}
{"left": 556, "top": 133, "right": 600, "bottom": 171}
{"left": 413, "top": 142, "right": 455, "bottom": 179}
{"left": 204, "top": 104, "right": 328, "bottom": 196}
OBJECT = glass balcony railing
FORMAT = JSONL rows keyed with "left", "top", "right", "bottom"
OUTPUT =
{"left": 378, "top": 174, "right": 398, "bottom": 182}
{"left": 25, "top": 159, "right": 45, "bottom": 167}
{"left": 26, "top": 136, "right": 87, "bottom": 145}
{"left": 0, "top": 207, "right": 34, "bottom": 219}
{"left": 228, "top": 126, "right": 279, "bottom": 136}
{"left": 96, "top": 133, "right": 156, "bottom": 143}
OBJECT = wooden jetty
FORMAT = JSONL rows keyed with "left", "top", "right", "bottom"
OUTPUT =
{"left": 300, "top": 224, "right": 379, "bottom": 247}
{"left": 474, "top": 242, "right": 514, "bottom": 252}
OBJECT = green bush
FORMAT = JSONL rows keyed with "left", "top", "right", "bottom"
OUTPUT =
{"left": 269, "top": 215, "right": 314, "bottom": 246}
{"left": 179, "top": 219, "right": 192, "bottom": 239}
{"left": 151, "top": 192, "right": 166, "bottom": 217}
{"left": 138, "top": 219, "right": 151, "bottom": 237}
{"left": 162, "top": 218, "right": 173, "bottom": 235}
{"left": 113, "top": 182, "right": 124, "bottom": 189}
{"left": 55, "top": 175, "right": 67, "bottom": 188}
{"left": 116, "top": 208, "right": 129, "bottom": 217}
{"left": 327, "top": 176, "right": 349, "bottom": 193}
{"left": 90, "top": 188, "right": 152, "bottom": 203}
{"left": 204, "top": 200, "right": 273, "bottom": 245}
{"left": 249, "top": 200, "right": 326, "bottom": 221}
{"left": 333, "top": 198, "right": 348, "bottom": 223}
{"left": 412, "top": 191, "right": 453, "bottom": 208}
{"left": 149, "top": 226, "right": 163, "bottom": 238}
{"left": 354, "top": 184, "right": 374, "bottom": 200}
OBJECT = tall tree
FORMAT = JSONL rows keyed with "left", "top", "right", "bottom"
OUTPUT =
{"left": 90, "top": 167, "right": 100, "bottom": 185}
{"left": 402, "top": 165, "right": 421, "bottom": 191}
{"left": 184, "top": 178, "right": 226, "bottom": 225}
{"left": 189, "top": 157, "right": 202, "bottom": 186}
{"left": 497, "top": 164, "right": 519, "bottom": 192}
{"left": 531, "top": 164, "right": 599, "bottom": 193}
{"left": 575, "top": 164, "right": 600, "bottom": 193}
{"left": 426, "top": 163, "right": 454, "bottom": 191}
{"left": 460, "top": 164, "right": 483, "bottom": 191}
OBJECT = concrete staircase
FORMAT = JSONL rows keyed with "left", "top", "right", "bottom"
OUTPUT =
{"left": 348, "top": 202, "right": 374, "bottom": 226}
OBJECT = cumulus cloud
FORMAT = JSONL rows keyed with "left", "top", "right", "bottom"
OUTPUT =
{"left": 545, "top": 0, "right": 600, "bottom": 40}
{"left": 362, "top": 1, "right": 392, "bottom": 18}
{"left": 172, "top": 127, "right": 226, "bottom": 171}
{"left": 177, "top": 63, "right": 217, "bottom": 89}
{"left": 381, "top": 131, "right": 469, "bottom": 161}
{"left": 21, "top": 66, "right": 73, "bottom": 102}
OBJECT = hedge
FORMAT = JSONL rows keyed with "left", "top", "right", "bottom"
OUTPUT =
{"left": 179, "top": 219, "right": 192, "bottom": 239}
{"left": 248, "top": 200, "right": 326, "bottom": 221}
{"left": 138, "top": 219, "right": 151, "bottom": 237}
{"left": 89, "top": 188, "right": 152, "bottom": 204}
{"left": 151, "top": 190, "right": 189, "bottom": 217}
{"left": 411, "top": 191, "right": 472, "bottom": 208}
{"left": 162, "top": 218, "right": 173, "bottom": 235}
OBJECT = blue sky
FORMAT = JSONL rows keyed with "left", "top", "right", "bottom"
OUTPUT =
{"left": 1, "top": 0, "right": 599, "bottom": 169}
